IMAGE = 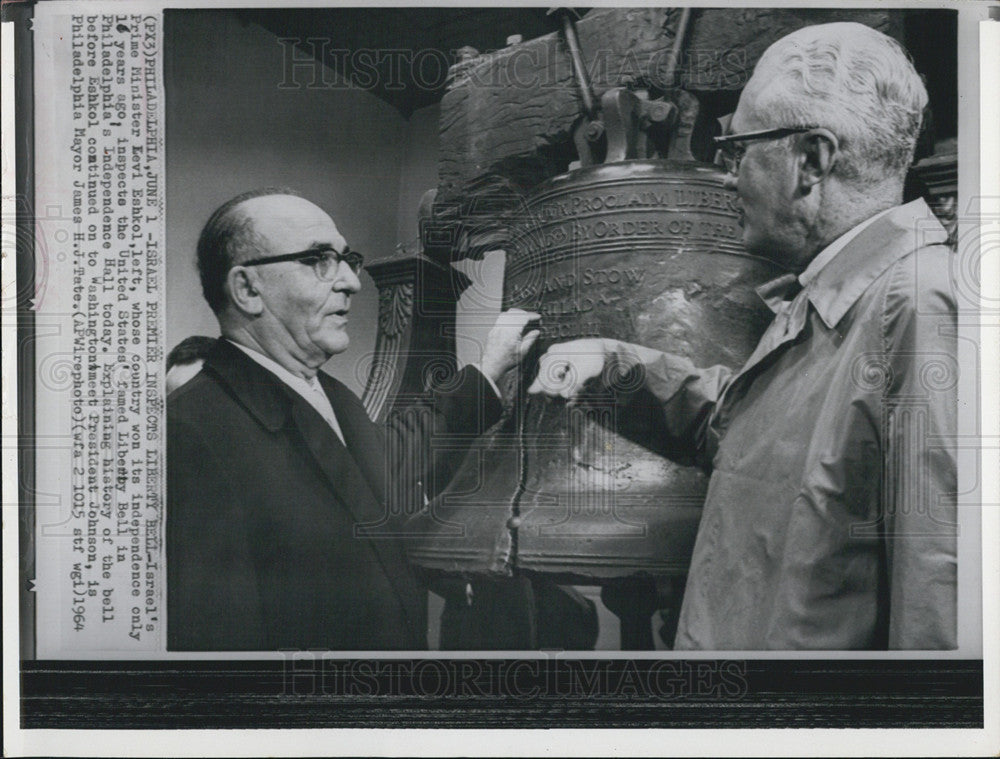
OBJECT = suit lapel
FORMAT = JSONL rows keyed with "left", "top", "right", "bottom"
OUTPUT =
{"left": 287, "top": 397, "right": 391, "bottom": 533}
{"left": 321, "top": 377, "right": 387, "bottom": 501}
{"left": 206, "top": 341, "right": 422, "bottom": 638}
{"left": 291, "top": 377, "right": 423, "bottom": 638}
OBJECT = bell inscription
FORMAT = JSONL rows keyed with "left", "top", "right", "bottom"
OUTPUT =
{"left": 408, "top": 160, "right": 782, "bottom": 581}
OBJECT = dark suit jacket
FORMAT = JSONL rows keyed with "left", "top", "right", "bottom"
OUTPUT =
{"left": 167, "top": 339, "right": 500, "bottom": 651}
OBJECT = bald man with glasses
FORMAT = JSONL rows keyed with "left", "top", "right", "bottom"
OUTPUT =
{"left": 167, "top": 188, "right": 540, "bottom": 651}
{"left": 529, "top": 23, "right": 957, "bottom": 650}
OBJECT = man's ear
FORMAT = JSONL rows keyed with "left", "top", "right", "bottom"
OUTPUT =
{"left": 227, "top": 266, "right": 264, "bottom": 316}
{"left": 796, "top": 128, "right": 839, "bottom": 191}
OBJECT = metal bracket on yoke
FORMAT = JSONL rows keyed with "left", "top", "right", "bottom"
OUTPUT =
{"left": 551, "top": 7, "right": 679, "bottom": 166}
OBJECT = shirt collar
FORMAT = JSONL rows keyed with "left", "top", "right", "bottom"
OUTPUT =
{"left": 228, "top": 340, "right": 319, "bottom": 394}
{"left": 797, "top": 206, "right": 895, "bottom": 288}
{"left": 755, "top": 199, "right": 948, "bottom": 328}
{"left": 228, "top": 340, "right": 346, "bottom": 443}
{"left": 755, "top": 273, "right": 802, "bottom": 313}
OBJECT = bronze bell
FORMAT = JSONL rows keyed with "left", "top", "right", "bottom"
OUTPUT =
{"left": 408, "top": 11, "right": 781, "bottom": 589}
{"left": 407, "top": 158, "right": 783, "bottom": 581}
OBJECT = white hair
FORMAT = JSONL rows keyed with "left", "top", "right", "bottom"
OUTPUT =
{"left": 743, "top": 22, "right": 927, "bottom": 184}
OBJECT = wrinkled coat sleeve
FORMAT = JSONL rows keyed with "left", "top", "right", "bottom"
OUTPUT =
{"left": 882, "top": 250, "right": 958, "bottom": 649}
{"left": 606, "top": 340, "right": 734, "bottom": 468}
{"left": 382, "top": 365, "right": 504, "bottom": 518}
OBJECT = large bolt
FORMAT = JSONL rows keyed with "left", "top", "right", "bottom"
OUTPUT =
{"left": 644, "top": 101, "right": 674, "bottom": 123}
{"left": 584, "top": 120, "right": 605, "bottom": 143}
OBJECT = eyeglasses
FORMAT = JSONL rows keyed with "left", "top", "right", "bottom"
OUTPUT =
{"left": 240, "top": 246, "right": 365, "bottom": 280}
{"left": 713, "top": 126, "right": 821, "bottom": 175}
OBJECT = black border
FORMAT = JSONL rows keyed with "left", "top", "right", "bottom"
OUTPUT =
{"left": 8, "top": 0, "right": 37, "bottom": 662}
{"left": 20, "top": 659, "right": 983, "bottom": 728}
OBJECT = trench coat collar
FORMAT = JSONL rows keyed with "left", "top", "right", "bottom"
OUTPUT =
{"left": 802, "top": 198, "right": 948, "bottom": 329}
{"left": 753, "top": 199, "right": 948, "bottom": 329}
